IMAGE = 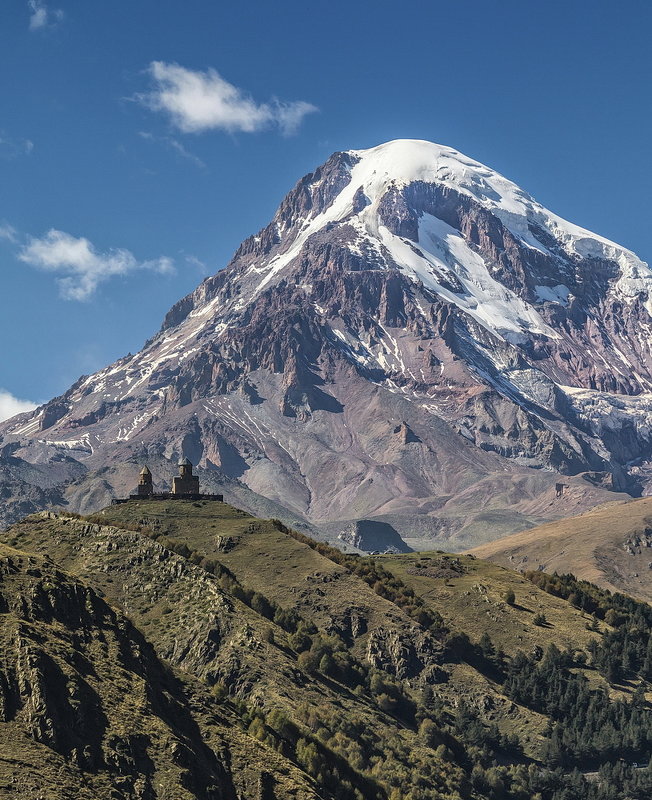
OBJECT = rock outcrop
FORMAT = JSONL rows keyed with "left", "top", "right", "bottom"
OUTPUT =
{"left": 338, "top": 520, "right": 413, "bottom": 553}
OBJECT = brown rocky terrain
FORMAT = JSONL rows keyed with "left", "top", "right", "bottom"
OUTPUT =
{"left": 3, "top": 500, "right": 652, "bottom": 799}
{"left": 0, "top": 501, "right": 555, "bottom": 799}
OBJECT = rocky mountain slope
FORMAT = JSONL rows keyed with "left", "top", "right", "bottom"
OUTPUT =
{"left": 4, "top": 500, "right": 652, "bottom": 799}
{"left": 3, "top": 139, "right": 652, "bottom": 547}
{"left": 0, "top": 538, "right": 320, "bottom": 800}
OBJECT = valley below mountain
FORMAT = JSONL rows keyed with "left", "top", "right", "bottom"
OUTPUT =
{"left": 2, "top": 139, "right": 652, "bottom": 551}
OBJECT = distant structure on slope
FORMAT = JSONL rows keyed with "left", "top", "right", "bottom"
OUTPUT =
{"left": 137, "top": 466, "right": 153, "bottom": 497}
{"left": 113, "top": 459, "right": 223, "bottom": 503}
{"left": 173, "top": 457, "right": 200, "bottom": 495}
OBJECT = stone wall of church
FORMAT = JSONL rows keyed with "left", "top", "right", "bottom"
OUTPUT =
{"left": 172, "top": 474, "right": 200, "bottom": 495}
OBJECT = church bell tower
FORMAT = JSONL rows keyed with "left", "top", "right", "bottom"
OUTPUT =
{"left": 137, "top": 465, "right": 153, "bottom": 496}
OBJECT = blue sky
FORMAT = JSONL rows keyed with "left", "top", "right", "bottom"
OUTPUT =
{"left": 1, "top": 0, "right": 651, "bottom": 418}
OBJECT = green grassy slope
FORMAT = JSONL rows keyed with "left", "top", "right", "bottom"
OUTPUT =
{"left": 0, "top": 541, "right": 320, "bottom": 800}
{"left": 7, "top": 507, "right": 471, "bottom": 799}
{"left": 4, "top": 499, "right": 652, "bottom": 800}
{"left": 377, "top": 552, "right": 602, "bottom": 655}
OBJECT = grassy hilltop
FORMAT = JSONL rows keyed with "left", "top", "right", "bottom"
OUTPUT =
{"left": 2, "top": 499, "right": 652, "bottom": 799}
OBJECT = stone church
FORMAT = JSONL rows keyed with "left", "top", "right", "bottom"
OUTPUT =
{"left": 117, "top": 459, "right": 223, "bottom": 503}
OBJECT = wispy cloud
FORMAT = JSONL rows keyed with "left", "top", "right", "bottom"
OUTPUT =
{"left": 19, "top": 229, "right": 174, "bottom": 300}
{"left": 167, "top": 137, "right": 206, "bottom": 167}
{"left": 0, "top": 390, "right": 37, "bottom": 423}
{"left": 138, "top": 130, "right": 206, "bottom": 168}
{"left": 0, "top": 223, "right": 17, "bottom": 243}
{"left": 138, "top": 61, "right": 317, "bottom": 136}
{"left": 28, "top": 0, "right": 63, "bottom": 31}
{"left": 0, "top": 131, "right": 34, "bottom": 159}
{"left": 185, "top": 254, "right": 209, "bottom": 276}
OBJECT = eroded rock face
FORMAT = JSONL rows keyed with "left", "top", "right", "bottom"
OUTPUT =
{"left": 338, "top": 520, "right": 413, "bottom": 553}
{"left": 365, "top": 626, "right": 445, "bottom": 682}
{"left": 0, "top": 546, "right": 238, "bottom": 800}
{"left": 3, "top": 139, "right": 652, "bottom": 544}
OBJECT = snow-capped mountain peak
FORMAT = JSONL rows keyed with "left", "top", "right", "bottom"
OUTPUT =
{"left": 201, "top": 141, "right": 635, "bottom": 351}
{"left": 242, "top": 139, "right": 650, "bottom": 345}
{"left": 3, "top": 139, "right": 652, "bottom": 543}
{"left": 347, "top": 140, "right": 647, "bottom": 277}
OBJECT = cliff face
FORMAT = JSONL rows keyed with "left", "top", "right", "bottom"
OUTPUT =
{"left": 3, "top": 139, "right": 652, "bottom": 547}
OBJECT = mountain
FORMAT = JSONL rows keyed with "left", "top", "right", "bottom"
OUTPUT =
{"left": 469, "top": 494, "right": 652, "bottom": 603}
{"left": 5, "top": 499, "right": 652, "bottom": 799}
{"left": 3, "top": 139, "right": 652, "bottom": 549}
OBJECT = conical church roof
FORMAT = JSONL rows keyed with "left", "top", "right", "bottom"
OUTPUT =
{"left": 140, "top": 465, "right": 151, "bottom": 475}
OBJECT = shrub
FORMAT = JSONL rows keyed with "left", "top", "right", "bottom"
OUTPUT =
{"left": 248, "top": 717, "right": 267, "bottom": 742}
{"left": 298, "top": 650, "right": 319, "bottom": 674}
{"left": 266, "top": 709, "right": 294, "bottom": 739}
{"left": 251, "top": 592, "right": 273, "bottom": 618}
{"left": 211, "top": 681, "right": 227, "bottom": 701}
{"left": 418, "top": 718, "right": 444, "bottom": 748}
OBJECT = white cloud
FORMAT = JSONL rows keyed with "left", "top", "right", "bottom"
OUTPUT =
{"left": 19, "top": 229, "right": 174, "bottom": 300}
{"left": 139, "top": 61, "right": 317, "bottom": 136}
{"left": 185, "top": 254, "right": 209, "bottom": 275}
{"left": 0, "top": 390, "right": 37, "bottom": 423}
{"left": 167, "top": 137, "right": 207, "bottom": 167}
{"left": 28, "top": 0, "right": 63, "bottom": 31}
{"left": 0, "top": 223, "right": 17, "bottom": 243}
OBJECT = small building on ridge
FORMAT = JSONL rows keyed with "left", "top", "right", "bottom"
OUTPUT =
{"left": 113, "top": 459, "right": 223, "bottom": 504}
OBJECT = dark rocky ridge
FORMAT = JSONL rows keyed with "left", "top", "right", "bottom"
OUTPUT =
{"left": 2, "top": 139, "right": 652, "bottom": 549}
{"left": 338, "top": 520, "right": 414, "bottom": 553}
